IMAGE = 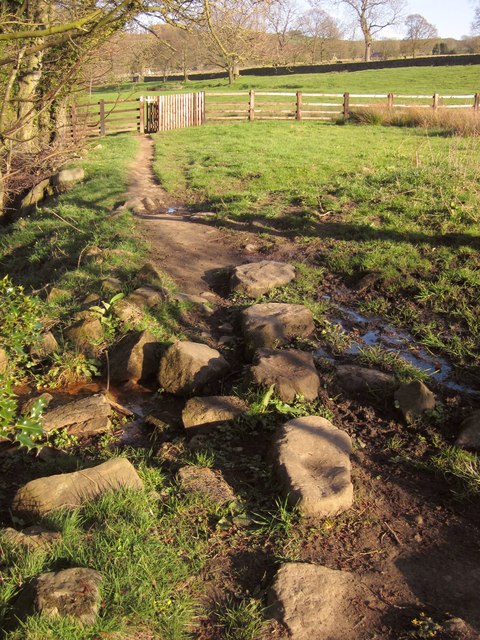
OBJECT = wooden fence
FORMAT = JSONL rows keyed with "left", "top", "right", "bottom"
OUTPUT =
{"left": 206, "top": 90, "right": 480, "bottom": 122}
{"left": 71, "top": 90, "right": 479, "bottom": 137}
{"left": 71, "top": 92, "right": 205, "bottom": 138}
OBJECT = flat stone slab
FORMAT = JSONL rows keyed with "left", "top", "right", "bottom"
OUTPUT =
{"left": 394, "top": 380, "right": 435, "bottom": 422}
{"left": 177, "top": 466, "right": 236, "bottom": 506}
{"left": 2, "top": 526, "right": 61, "bottom": 551}
{"left": 108, "top": 330, "right": 161, "bottom": 383}
{"left": 182, "top": 396, "right": 248, "bottom": 430}
{"left": 274, "top": 416, "right": 353, "bottom": 517}
{"left": 268, "top": 563, "right": 360, "bottom": 640}
{"left": 41, "top": 394, "right": 112, "bottom": 437}
{"left": 231, "top": 260, "right": 296, "bottom": 297}
{"left": 241, "top": 303, "right": 315, "bottom": 355}
{"left": 35, "top": 567, "right": 102, "bottom": 625}
{"left": 455, "top": 410, "right": 480, "bottom": 451}
{"left": 12, "top": 458, "right": 143, "bottom": 521}
{"left": 251, "top": 349, "right": 320, "bottom": 402}
{"left": 159, "top": 341, "right": 229, "bottom": 395}
{"left": 336, "top": 365, "right": 395, "bottom": 396}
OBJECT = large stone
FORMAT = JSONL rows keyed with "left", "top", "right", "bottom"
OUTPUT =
{"left": 274, "top": 416, "right": 353, "bottom": 517}
{"left": 182, "top": 396, "right": 248, "bottom": 430}
{"left": 108, "top": 330, "right": 161, "bottom": 383}
{"left": 251, "top": 349, "right": 320, "bottom": 403}
{"left": 35, "top": 567, "right": 102, "bottom": 625}
{"left": 41, "top": 394, "right": 112, "bottom": 437}
{"left": 268, "top": 563, "right": 360, "bottom": 640}
{"left": 241, "top": 303, "right": 315, "bottom": 355}
{"left": 20, "top": 178, "right": 53, "bottom": 210}
{"left": 52, "top": 167, "right": 85, "bottom": 192}
{"left": 64, "top": 315, "right": 103, "bottom": 355}
{"left": 231, "top": 260, "right": 296, "bottom": 297}
{"left": 177, "top": 466, "right": 236, "bottom": 506}
{"left": 158, "top": 341, "right": 229, "bottom": 395}
{"left": 12, "top": 458, "right": 143, "bottom": 520}
{"left": 455, "top": 410, "right": 480, "bottom": 451}
{"left": 2, "top": 526, "right": 61, "bottom": 551}
{"left": 394, "top": 380, "right": 435, "bottom": 422}
{"left": 336, "top": 365, "right": 395, "bottom": 396}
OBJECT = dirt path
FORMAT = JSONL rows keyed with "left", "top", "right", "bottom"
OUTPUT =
{"left": 126, "top": 135, "right": 244, "bottom": 295}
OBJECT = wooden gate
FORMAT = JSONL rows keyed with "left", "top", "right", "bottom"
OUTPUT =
{"left": 141, "top": 92, "right": 205, "bottom": 133}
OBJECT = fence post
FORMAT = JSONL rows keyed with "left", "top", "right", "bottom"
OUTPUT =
{"left": 156, "top": 95, "right": 160, "bottom": 132}
{"left": 387, "top": 93, "right": 394, "bottom": 110}
{"left": 474, "top": 93, "right": 480, "bottom": 112}
{"left": 99, "top": 99, "right": 106, "bottom": 136}
{"left": 343, "top": 92, "right": 350, "bottom": 119}
{"left": 248, "top": 90, "right": 255, "bottom": 121}
{"left": 70, "top": 104, "right": 77, "bottom": 139}
{"left": 139, "top": 97, "right": 144, "bottom": 134}
{"left": 432, "top": 93, "right": 439, "bottom": 111}
{"left": 201, "top": 91, "right": 206, "bottom": 125}
{"left": 296, "top": 91, "right": 302, "bottom": 120}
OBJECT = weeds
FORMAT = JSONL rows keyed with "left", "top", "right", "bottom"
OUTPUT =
{"left": 357, "top": 345, "right": 430, "bottom": 383}
{"left": 215, "top": 596, "right": 267, "bottom": 640}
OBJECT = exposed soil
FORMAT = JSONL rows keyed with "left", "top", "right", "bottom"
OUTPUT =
{"left": 2, "top": 137, "right": 480, "bottom": 639}
{"left": 129, "top": 136, "right": 245, "bottom": 295}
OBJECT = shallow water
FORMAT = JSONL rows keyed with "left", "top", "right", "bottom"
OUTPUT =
{"left": 324, "top": 304, "right": 479, "bottom": 395}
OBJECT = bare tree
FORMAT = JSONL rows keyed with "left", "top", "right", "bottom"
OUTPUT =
{"left": 336, "top": 0, "right": 405, "bottom": 61}
{"left": 404, "top": 14, "right": 437, "bottom": 57}
{"left": 299, "top": 2, "right": 342, "bottom": 63}
{"left": 266, "top": 0, "right": 300, "bottom": 65}
{"left": 472, "top": 5, "right": 480, "bottom": 35}
{"left": 201, "top": 0, "right": 270, "bottom": 83}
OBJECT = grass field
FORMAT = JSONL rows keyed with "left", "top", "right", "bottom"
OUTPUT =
{"left": 152, "top": 120, "right": 480, "bottom": 375}
{"left": 88, "top": 64, "right": 480, "bottom": 103}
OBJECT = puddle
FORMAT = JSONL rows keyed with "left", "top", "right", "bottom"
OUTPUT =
{"left": 324, "top": 305, "right": 479, "bottom": 396}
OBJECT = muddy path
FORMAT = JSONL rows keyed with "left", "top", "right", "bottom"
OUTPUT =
{"left": 126, "top": 135, "right": 245, "bottom": 295}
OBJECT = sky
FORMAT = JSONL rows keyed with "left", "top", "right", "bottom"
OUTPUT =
{"left": 404, "top": 0, "right": 474, "bottom": 39}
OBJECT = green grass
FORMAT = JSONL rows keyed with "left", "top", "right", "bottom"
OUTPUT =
{"left": 0, "top": 457, "right": 214, "bottom": 639}
{"left": 88, "top": 65, "right": 480, "bottom": 103}
{"left": 0, "top": 134, "right": 184, "bottom": 384}
{"left": 151, "top": 120, "right": 480, "bottom": 373}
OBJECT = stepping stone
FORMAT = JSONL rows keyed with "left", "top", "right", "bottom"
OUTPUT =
{"left": 241, "top": 303, "right": 315, "bottom": 355}
{"left": 41, "top": 394, "right": 112, "bottom": 437}
{"left": 126, "top": 285, "right": 166, "bottom": 309}
{"left": 274, "top": 416, "right": 353, "bottom": 517}
{"left": 108, "top": 330, "right": 161, "bottom": 383}
{"left": 268, "top": 563, "right": 361, "bottom": 640}
{"left": 251, "top": 349, "right": 320, "bottom": 402}
{"left": 455, "top": 410, "right": 480, "bottom": 451}
{"left": 394, "top": 380, "right": 435, "bottom": 422}
{"left": 182, "top": 396, "right": 248, "bottom": 430}
{"left": 12, "top": 458, "right": 143, "bottom": 521}
{"left": 158, "top": 341, "right": 229, "bottom": 395}
{"left": 231, "top": 260, "right": 296, "bottom": 297}
{"left": 34, "top": 567, "right": 102, "bottom": 625}
{"left": 336, "top": 365, "right": 394, "bottom": 396}
{"left": 177, "top": 466, "right": 235, "bottom": 506}
{"left": 2, "top": 526, "right": 61, "bottom": 551}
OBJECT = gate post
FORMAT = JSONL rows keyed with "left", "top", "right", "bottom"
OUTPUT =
{"left": 343, "top": 92, "right": 350, "bottom": 120}
{"left": 474, "top": 93, "right": 480, "bottom": 112}
{"left": 296, "top": 91, "right": 302, "bottom": 120}
{"left": 248, "top": 90, "right": 255, "bottom": 121}
{"left": 432, "top": 93, "right": 439, "bottom": 111}
{"left": 139, "top": 97, "right": 144, "bottom": 134}
{"left": 387, "top": 93, "right": 394, "bottom": 110}
{"left": 99, "top": 99, "right": 106, "bottom": 136}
